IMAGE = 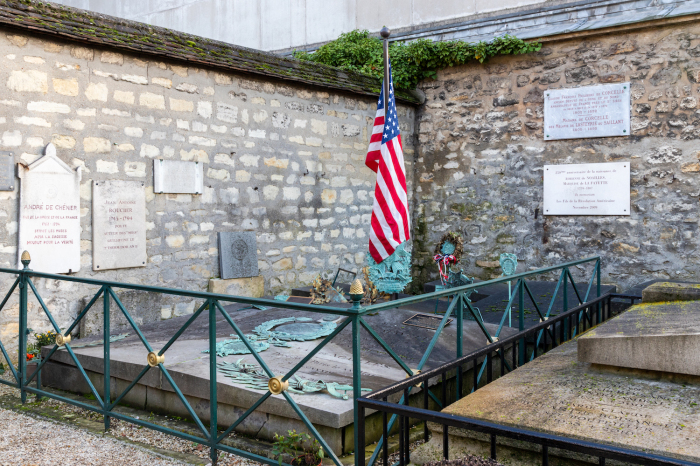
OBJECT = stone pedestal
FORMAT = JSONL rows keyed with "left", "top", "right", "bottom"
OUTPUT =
{"left": 208, "top": 276, "right": 264, "bottom": 298}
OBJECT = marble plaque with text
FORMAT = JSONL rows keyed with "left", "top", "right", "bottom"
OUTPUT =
{"left": 153, "top": 160, "right": 203, "bottom": 194}
{"left": 17, "top": 144, "right": 81, "bottom": 273}
{"left": 218, "top": 232, "right": 258, "bottom": 280}
{"left": 544, "top": 162, "right": 630, "bottom": 216}
{"left": 0, "top": 152, "right": 14, "bottom": 191}
{"left": 92, "top": 180, "right": 147, "bottom": 271}
{"left": 544, "top": 82, "right": 630, "bottom": 140}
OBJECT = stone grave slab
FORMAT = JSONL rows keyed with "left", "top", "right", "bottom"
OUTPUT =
{"left": 641, "top": 281, "right": 700, "bottom": 303}
{"left": 17, "top": 143, "right": 81, "bottom": 273}
{"left": 218, "top": 232, "right": 258, "bottom": 280}
{"left": 92, "top": 180, "right": 147, "bottom": 271}
{"left": 412, "top": 340, "right": 700, "bottom": 465}
{"left": 42, "top": 303, "right": 517, "bottom": 454}
{"left": 0, "top": 151, "right": 14, "bottom": 191}
{"left": 578, "top": 300, "right": 700, "bottom": 376}
{"left": 153, "top": 160, "right": 203, "bottom": 194}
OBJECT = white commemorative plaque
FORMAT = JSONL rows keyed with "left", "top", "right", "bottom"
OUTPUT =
{"left": 17, "top": 144, "right": 81, "bottom": 273}
{"left": 153, "top": 160, "right": 203, "bottom": 194}
{"left": 544, "top": 162, "right": 630, "bottom": 216}
{"left": 92, "top": 180, "right": 147, "bottom": 271}
{"left": 544, "top": 82, "right": 630, "bottom": 140}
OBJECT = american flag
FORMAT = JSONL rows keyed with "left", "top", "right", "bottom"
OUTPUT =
{"left": 365, "top": 62, "right": 410, "bottom": 263}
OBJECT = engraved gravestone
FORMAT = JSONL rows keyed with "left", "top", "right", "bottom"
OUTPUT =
{"left": 92, "top": 180, "right": 147, "bottom": 271}
{"left": 17, "top": 144, "right": 81, "bottom": 273}
{"left": 0, "top": 152, "right": 14, "bottom": 191}
{"left": 218, "top": 232, "right": 258, "bottom": 280}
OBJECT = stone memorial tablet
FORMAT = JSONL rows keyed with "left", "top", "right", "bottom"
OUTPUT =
{"left": 153, "top": 160, "right": 203, "bottom": 194}
{"left": 218, "top": 232, "right": 258, "bottom": 280}
{"left": 92, "top": 180, "right": 147, "bottom": 271}
{"left": 0, "top": 152, "right": 14, "bottom": 191}
{"left": 544, "top": 82, "right": 630, "bottom": 140}
{"left": 17, "top": 144, "right": 81, "bottom": 273}
{"left": 544, "top": 162, "right": 630, "bottom": 216}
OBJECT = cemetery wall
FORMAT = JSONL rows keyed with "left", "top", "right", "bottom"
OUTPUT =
{"left": 0, "top": 29, "right": 415, "bottom": 353}
{"left": 412, "top": 20, "right": 700, "bottom": 291}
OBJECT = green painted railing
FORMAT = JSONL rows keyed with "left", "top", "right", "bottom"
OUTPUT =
{"left": 0, "top": 254, "right": 601, "bottom": 466}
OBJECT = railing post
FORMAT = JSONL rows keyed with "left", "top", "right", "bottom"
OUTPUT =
{"left": 518, "top": 279, "right": 525, "bottom": 366}
{"left": 352, "top": 313, "right": 362, "bottom": 466}
{"left": 104, "top": 286, "right": 111, "bottom": 431}
{"left": 596, "top": 259, "right": 601, "bottom": 323}
{"left": 456, "top": 292, "right": 463, "bottom": 401}
{"left": 563, "top": 269, "right": 569, "bottom": 341}
{"left": 209, "top": 299, "right": 218, "bottom": 465}
{"left": 18, "top": 252, "right": 30, "bottom": 404}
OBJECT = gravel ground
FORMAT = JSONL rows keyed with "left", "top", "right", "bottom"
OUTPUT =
{"left": 0, "top": 369, "right": 263, "bottom": 466}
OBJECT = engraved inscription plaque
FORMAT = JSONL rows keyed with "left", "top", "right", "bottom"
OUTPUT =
{"left": 92, "top": 180, "right": 147, "bottom": 271}
{"left": 218, "top": 232, "right": 258, "bottom": 280}
{"left": 0, "top": 152, "right": 14, "bottom": 191}
{"left": 153, "top": 160, "right": 203, "bottom": 194}
{"left": 544, "top": 162, "right": 630, "bottom": 216}
{"left": 17, "top": 144, "right": 81, "bottom": 273}
{"left": 544, "top": 82, "right": 630, "bottom": 140}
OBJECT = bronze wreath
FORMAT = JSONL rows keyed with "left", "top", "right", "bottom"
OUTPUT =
{"left": 433, "top": 231, "right": 464, "bottom": 263}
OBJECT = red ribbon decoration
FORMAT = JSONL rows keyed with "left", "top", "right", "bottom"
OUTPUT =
{"left": 433, "top": 253, "right": 457, "bottom": 285}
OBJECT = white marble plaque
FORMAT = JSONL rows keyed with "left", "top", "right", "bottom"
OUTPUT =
{"left": 544, "top": 162, "right": 630, "bottom": 216}
{"left": 17, "top": 144, "right": 81, "bottom": 273}
{"left": 544, "top": 82, "right": 630, "bottom": 140}
{"left": 92, "top": 180, "right": 147, "bottom": 271}
{"left": 153, "top": 160, "right": 203, "bottom": 194}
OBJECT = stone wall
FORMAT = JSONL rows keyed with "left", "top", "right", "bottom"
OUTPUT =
{"left": 412, "top": 21, "right": 700, "bottom": 291}
{"left": 0, "top": 30, "right": 415, "bottom": 355}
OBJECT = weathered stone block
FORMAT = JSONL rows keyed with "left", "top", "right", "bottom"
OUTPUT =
{"left": 642, "top": 281, "right": 700, "bottom": 303}
{"left": 208, "top": 276, "right": 264, "bottom": 298}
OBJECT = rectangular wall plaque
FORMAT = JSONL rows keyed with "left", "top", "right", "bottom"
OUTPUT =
{"left": 544, "top": 162, "right": 630, "bottom": 216}
{"left": 544, "top": 82, "right": 630, "bottom": 141}
{"left": 0, "top": 152, "right": 14, "bottom": 191}
{"left": 153, "top": 160, "right": 203, "bottom": 194}
{"left": 92, "top": 180, "right": 147, "bottom": 271}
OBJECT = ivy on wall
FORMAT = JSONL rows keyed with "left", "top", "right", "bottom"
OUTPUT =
{"left": 294, "top": 30, "right": 542, "bottom": 90}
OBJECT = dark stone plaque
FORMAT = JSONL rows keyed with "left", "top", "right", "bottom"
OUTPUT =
{"left": 0, "top": 152, "right": 15, "bottom": 191}
{"left": 218, "top": 232, "right": 258, "bottom": 280}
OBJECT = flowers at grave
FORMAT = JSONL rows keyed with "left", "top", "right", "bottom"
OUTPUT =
{"left": 26, "top": 353, "right": 34, "bottom": 361}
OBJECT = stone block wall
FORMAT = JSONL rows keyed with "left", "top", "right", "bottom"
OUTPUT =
{"left": 412, "top": 21, "right": 700, "bottom": 291}
{"left": 0, "top": 30, "right": 415, "bottom": 355}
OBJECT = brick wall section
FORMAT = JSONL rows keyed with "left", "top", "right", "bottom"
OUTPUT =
{"left": 412, "top": 22, "right": 700, "bottom": 291}
{"left": 0, "top": 31, "right": 415, "bottom": 354}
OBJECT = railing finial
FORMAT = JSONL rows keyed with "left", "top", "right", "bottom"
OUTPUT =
{"left": 21, "top": 250, "right": 31, "bottom": 269}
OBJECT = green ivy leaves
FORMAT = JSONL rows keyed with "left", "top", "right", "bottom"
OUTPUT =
{"left": 294, "top": 30, "right": 541, "bottom": 90}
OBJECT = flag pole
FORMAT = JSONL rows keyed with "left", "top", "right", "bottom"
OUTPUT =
{"left": 380, "top": 26, "right": 391, "bottom": 103}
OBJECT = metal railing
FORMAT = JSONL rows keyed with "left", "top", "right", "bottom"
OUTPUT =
{"left": 355, "top": 293, "right": 699, "bottom": 466}
{"left": 0, "top": 254, "right": 603, "bottom": 466}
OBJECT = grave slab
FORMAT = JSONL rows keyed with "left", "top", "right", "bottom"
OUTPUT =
{"left": 641, "top": 281, "right": 700, "bottom": 303}
{"left": 578, "top": 300, "right": 700, "bottom": 376}
{"left": 412, "top": 339, "right": 700, "bottom": 465}
{"left": 42, "top": 303, "right": 516, "bottom": 454}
